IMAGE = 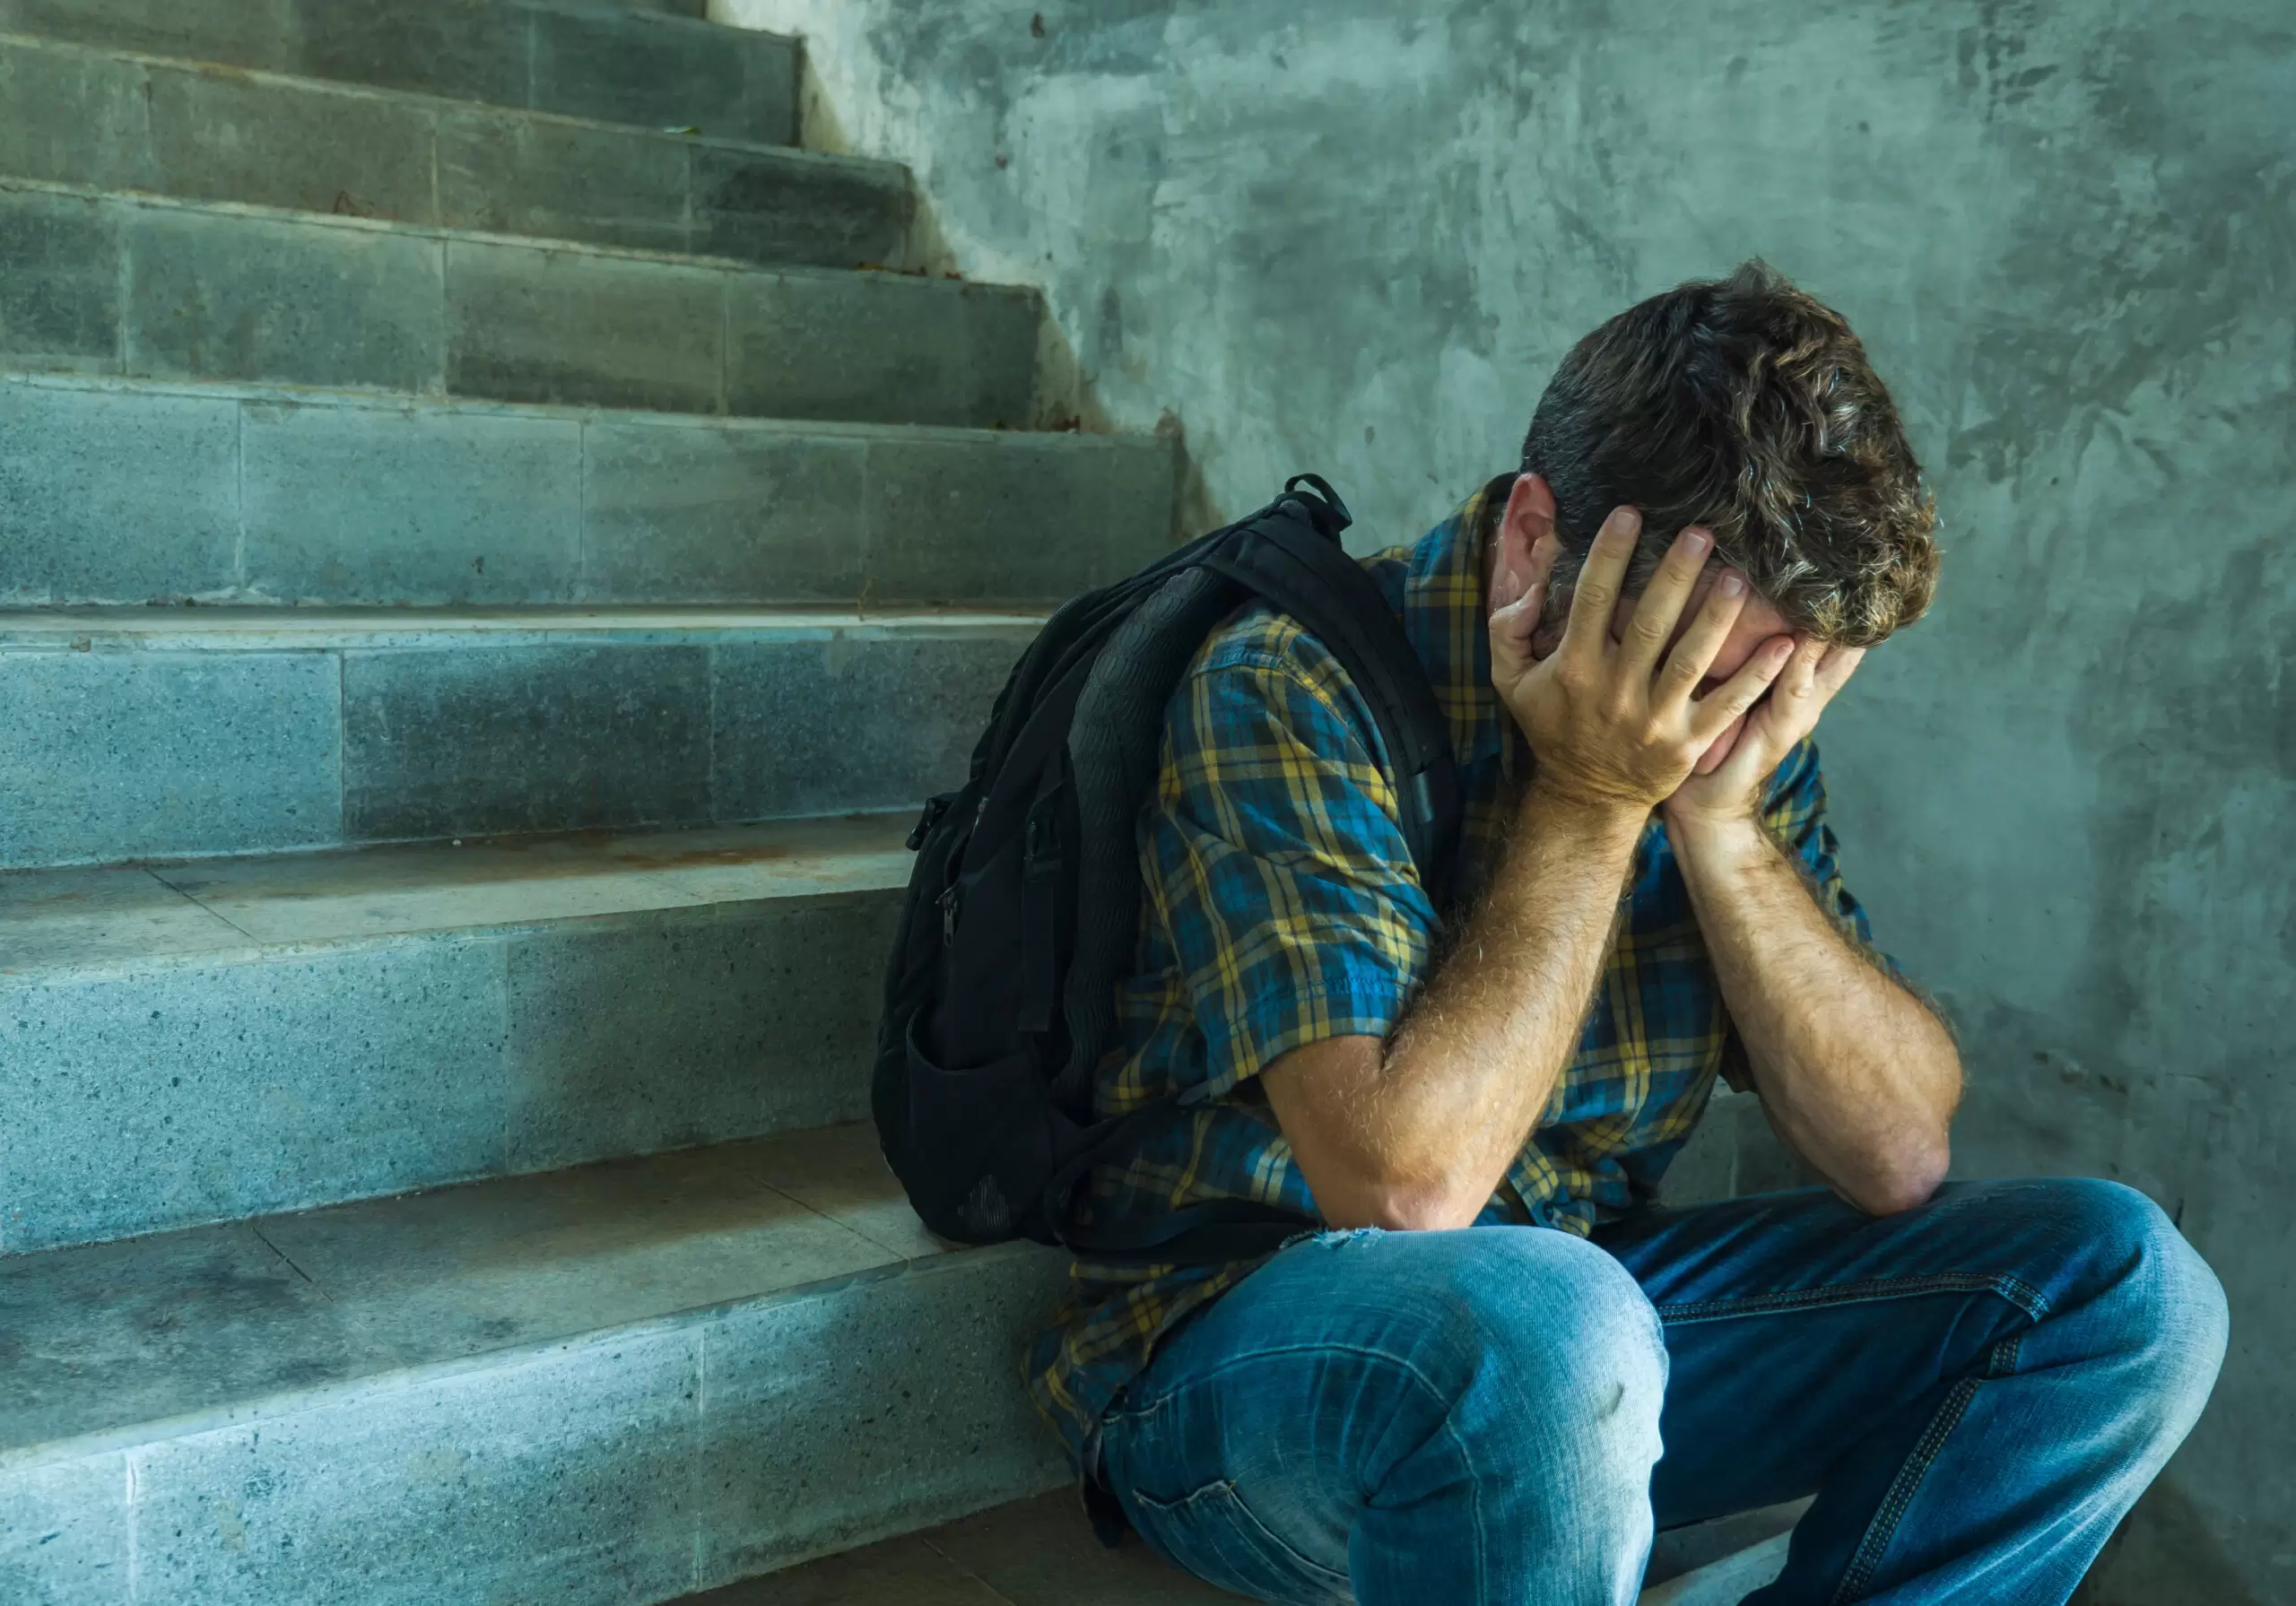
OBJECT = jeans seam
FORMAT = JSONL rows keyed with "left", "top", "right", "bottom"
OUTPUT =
{"left": 1830, "top": 1328, "right": 2030, "bottom": 1603}
{"left": 1656, "top": 1272, "right": 2051, "bottom": 1325}
{"left": 1109, "top": 1340, "right": 1493, "bottom": 1603}
{"left": 1834, "top": 1376, "right": 1979, "bottom": 1604}
{"left": 1133, "top": 1479, "right": 1353, "bottom": 1593}
{"left": 1445, "top": 1411, "right": 1489, "bottom": 1606}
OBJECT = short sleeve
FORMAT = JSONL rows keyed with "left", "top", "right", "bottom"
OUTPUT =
{"left": 1142, "top": 644, "right": 1437, "bottom": 1101}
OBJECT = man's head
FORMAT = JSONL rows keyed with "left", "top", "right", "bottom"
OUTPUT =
{"left": 1500, "top": 261, "right": 1938, "bottom": 676}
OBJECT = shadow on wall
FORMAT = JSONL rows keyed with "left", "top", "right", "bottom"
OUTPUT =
{"left": 2073, "top": 1475, "right": 2263, "bottom": 1606}
{"left": 796, "top": 46, "right": 1220, "bottom": 548}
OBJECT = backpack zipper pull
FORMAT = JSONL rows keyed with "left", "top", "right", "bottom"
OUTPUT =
{"left": 939, "top": 882, "right": 962, "bottom": 942}
{"left": 908, "top": 792, "right": 954, "bottom": 851}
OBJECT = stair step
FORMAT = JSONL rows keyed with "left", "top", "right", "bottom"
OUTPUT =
{"left": 0, "top": 374, "right": 1174, "bottom": 607}
{"left": 0, "top": 1124, "right": 1069, "bottom": 1604}
{"left": 0, "top": 34, "right": 913, "bottom": 268}
{"left": 0, "top": 181, "right": 1040, "bottom": 427}
{"left": 0, "top": 0, "right": 796, "bottom": 144}
{"left": 673, "top": 1489, "right": 1796, "bottom": 1604}
{"left": 1642, "top": 1532, "right": 1792, "bottom": 1602}
{"left": 0, "top": 608, "right": 1035, "bottom": 868}
{"left": 0, "top": 34, "right": 906, "bottom": 269}
{"left": 0, "top": 814, "right": 918, "bottom": 1252}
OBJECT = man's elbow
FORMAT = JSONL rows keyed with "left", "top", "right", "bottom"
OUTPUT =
{"left": 1324, "top": 1175, "right": 1485, "bottom": 1234}
{"left": 1850, "top": 1138, "right": 1952, "bottom": 1218}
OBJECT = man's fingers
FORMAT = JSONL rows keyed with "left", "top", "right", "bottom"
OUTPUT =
{"left": 1779, "top": 642, "right": 1864, "bottom": 733}
{"left": 1560, "top": 507, "right": 1639, "bottom": 662}
{"left": 1491, "top": 560, "right": 1529, "bottom": 612}
{"left": 1492, "top": 532, "right": 1562, "bottom": 613}
{"left": 1787, "top": 635, "right": 1827, "bottom": 690}
{"left": 1691, "top": 634, "right": 1796, "bottom": 742}
{"left": 1769, "top": 637, "right": 1829, "bottom": 719}
{"left": 1815, "top": 644, "right": 1866, "bottom": 700}
{"left": 1525, "top": 530, "right": 1560, "bottom": 594}
{"left": 1656, "top": 569, "right": 1748, "bottom": 706}
{"left": 1620, "top": 526, "right": 1715, "bottom": 675}
{"left": 1490, "top": 577, "right": 1546, "bottom": 668}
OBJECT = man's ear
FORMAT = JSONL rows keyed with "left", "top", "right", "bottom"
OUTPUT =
{"left": 1493, "top": 472, "right": 1557, "bottom": 593}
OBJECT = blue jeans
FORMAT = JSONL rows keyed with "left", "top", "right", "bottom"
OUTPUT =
{"left": 1099, "top": 1179, "right": 2227, "bottom": 1605}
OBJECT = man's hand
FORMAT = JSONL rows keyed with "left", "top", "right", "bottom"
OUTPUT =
{"left": 1665, "top": 638, "right": 1865, "bottom": 836}
{"left": 1492, "top": 507, "right": 1796, "bottom": 815}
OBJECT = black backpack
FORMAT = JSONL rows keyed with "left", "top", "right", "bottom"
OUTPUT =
{"left": 873, "top": 475, "right": 1461, "bottom": 1264}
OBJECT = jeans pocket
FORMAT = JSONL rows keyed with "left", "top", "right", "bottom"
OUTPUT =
{"left": 1128, "top": 1479, "right": 1352, "bottom": 1605}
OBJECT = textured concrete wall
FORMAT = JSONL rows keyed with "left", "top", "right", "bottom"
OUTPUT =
{"left": 718, "top": 1, "right": 2295, "bottom": 1597}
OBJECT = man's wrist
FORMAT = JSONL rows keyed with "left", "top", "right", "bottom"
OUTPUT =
{"left": 1663, "top": 809, "right": 1774, "bottom": 877}
{"left": 1520, "top": 772, "right": 1650, "bottom": 852}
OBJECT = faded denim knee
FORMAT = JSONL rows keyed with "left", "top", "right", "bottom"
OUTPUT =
{"left": 1341, "top": 1228, "right": 1668, "bottom": 1493}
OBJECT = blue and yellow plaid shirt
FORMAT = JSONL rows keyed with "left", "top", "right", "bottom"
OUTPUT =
{"left": 1024, "top": 475, "right": 1886, "bottom": 1468}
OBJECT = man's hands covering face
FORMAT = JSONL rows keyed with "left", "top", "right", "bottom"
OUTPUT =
{"left": 1665, "top": 633, "right": 1864, "bottom": 831}
{"left": 1490, "top": 506, "right": 1854, "bottom": 821}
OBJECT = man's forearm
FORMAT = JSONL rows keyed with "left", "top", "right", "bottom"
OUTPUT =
{"left": 1266, "top": 782, "right": 1642, "bottom": 1230}
{"left": 1671, "top": 818, "right": 1961, "bottom": 1214}
{"left": 1386, "top": 784, "right": 1647, "bottom": 1202}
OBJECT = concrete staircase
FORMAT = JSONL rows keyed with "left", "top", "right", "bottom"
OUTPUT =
{"left": 0, "top": 4, "right": 1790, "bottom": 1601}
{"left": 0, "top": 2, "right": 1139, "bottom": 1597}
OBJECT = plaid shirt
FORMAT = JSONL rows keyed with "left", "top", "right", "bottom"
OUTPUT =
{"left": 1024, "top": 474, "right": 1887, "bottom": 1468}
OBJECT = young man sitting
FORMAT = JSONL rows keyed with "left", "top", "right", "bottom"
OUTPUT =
{"left": 1024, "top": 264, "right": 2227, "bottom": 1604}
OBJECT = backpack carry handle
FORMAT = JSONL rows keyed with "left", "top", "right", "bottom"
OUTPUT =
{"left": 1282, "top": 473, "right": 1352, "bottom": 532}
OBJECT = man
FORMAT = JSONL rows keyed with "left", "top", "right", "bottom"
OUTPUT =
{"left": 1023, "top": 264, "right": 2227, "bottom": 1603}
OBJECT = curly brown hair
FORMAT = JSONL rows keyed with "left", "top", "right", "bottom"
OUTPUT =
{"left": 1520, "top": 261, "right": 1939, "bottom": 647}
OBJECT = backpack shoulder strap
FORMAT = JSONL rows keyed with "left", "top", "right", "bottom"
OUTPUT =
{"left": 1204, "top": 482, "right": 1463, "bottom": 900}
{"left": 1039, "top": 475, "right": 1468, "bottom": 1267}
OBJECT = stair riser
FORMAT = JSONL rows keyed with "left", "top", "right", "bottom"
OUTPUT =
{"left": 0, "top": 626, "right": 1024, "bottom": 867}
{"left": 0, "top": 0, "right": 794, "bottom": 144}
{"left": 0, "top": 38, "right": 906, "bottom": 269}
{"left": 0, "top": 1248, "right": 1068, "bottom": 1606}
{"left": 0, "top": 893, "right": 901, "bottom": 1254}
{"left": 0, "top": 186, "right": 1039, "bottom": 425}
{"left": 0, "top": 381, "right": 1173, "bottom": 606}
